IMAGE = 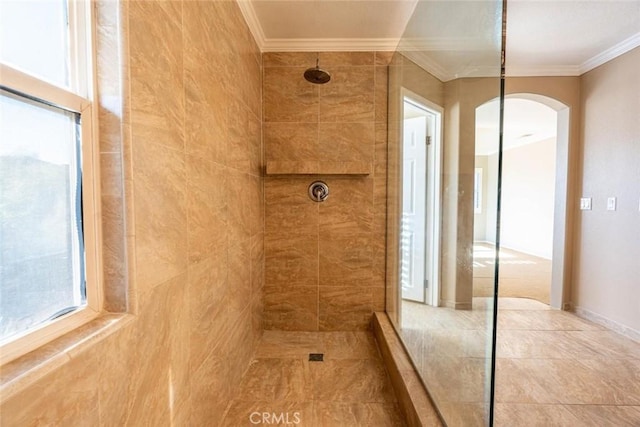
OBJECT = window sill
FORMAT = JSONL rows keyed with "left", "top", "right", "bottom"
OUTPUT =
{"left": 0, "top": 313, "right": 133, "bottom": 404}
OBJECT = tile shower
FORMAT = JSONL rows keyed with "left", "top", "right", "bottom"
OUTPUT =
{"left": 0, "top": 3, "right": 401, "bottom": 425}
{"left": 263, "top": 52, "right": 390, "bottom": 331}
{"left": 3, "top": 0, "right": 639, "bottom": 426}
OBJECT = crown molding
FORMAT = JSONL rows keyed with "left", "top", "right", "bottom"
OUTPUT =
{"left": 505, "top": 64, "right": 582, "bottom": 77}
{"left": 236, "top": 0, "right": 265, "bottom": 49}
{"left": 237, "top": 0, "right": 639, "bottom": 78}
{"left": 262, "top": 38, "right": 400, "bottom": 52}
{"left": 506, "top": 32, "right": 640, "bottom": 77}
{"left": 580, "top": 32, "right": 640, "bottom": 74}
{"left": 398, "top": 37, "right": 498, "bottom": 52}
{"left": 400, "top": 50, "right": 449, "bottom": 81}
{"left": 236, "top": 0, "right": 399, "bottom": 52}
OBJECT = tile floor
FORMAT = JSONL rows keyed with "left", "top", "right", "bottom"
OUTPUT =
{"left": 400, "top": 297, "right": 640, "bottom": 426}
{"left": 220, "top": 331, "right": 406, "bottom": 426}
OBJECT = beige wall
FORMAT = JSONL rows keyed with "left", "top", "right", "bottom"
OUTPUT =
{"left": 480, "top": 137, "right": 557, "bottom": 258}
{"left": 499, "top": 137, "right": 557, "bottom": 259}
{"left": 385, "top": 54, "right": 444, "bottom": 322}
{"left": 474, "top": 155, "right": 489, "bottom": 241}
{"left": 262, "top": 52, "right": 389, "bottom": 331}
{"left": 1, "top": 1, "right": 264, "bottom": 425}
{"left": 442, "top": 77, "right": 501, "bottom": 309}
{"left": 574, "top": 47, "right": 640, "bottom": 335}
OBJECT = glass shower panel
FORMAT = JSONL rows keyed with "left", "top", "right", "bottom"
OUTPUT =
{"left": 385, "top": 1, "right": 504, "bottom": 425}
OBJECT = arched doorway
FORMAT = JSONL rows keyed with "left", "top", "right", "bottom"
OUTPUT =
{"left": 474, "top": 94, "right": 570, "bottom": 309}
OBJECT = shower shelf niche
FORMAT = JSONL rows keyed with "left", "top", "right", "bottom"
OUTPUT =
{"left": 265, "top": 160, "right": 371, "bottom": 176}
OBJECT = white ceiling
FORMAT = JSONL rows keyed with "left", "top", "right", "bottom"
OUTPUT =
{"left": 239, "top": 0, "right": 640, "bottom": 79}
{"left": 240, "top": 1, "right": 638, "bottom": 149}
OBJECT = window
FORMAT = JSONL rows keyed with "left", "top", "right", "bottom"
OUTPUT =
{"left": 474, "top": 168, "right": 483, "bottom": 214}
{"left": 0, "top": 0, "right": 100, "bottom": 364}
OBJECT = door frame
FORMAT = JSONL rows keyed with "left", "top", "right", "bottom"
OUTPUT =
{"left": 400, "top": 88, "right": 443, "bottom": 307}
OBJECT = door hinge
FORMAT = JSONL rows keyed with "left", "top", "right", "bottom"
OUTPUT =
{"left": 426, "top": 135, "right": 432, "bottom": 146}
{"left": 424, "top": 279, "right": 429, "bottom": 289}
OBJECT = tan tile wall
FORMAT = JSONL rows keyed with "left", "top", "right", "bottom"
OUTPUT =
{"left": 1, "top": 1, "right": 263, "bottom": 425}
{"left": 263, "top": 52, "right": 390, "bottom": 331}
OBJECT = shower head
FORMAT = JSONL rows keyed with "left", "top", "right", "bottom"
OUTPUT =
{"left": 304, "top": 56, "right": 331, "bottom": 84}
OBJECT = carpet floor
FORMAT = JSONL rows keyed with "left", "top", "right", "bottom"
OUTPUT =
{"left": 472, "top": 243, "right": 551, "bottom": 304}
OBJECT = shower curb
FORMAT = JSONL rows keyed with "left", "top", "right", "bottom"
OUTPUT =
{"left": 371, "top": 312, "right": 443, "bottom": 427}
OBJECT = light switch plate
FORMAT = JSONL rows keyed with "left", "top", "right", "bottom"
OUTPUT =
{"left": 607, "top": 197, "right": 617, "bottom": 211}
{"left": 580, "top": 197, "right": 592, "bottom": 210}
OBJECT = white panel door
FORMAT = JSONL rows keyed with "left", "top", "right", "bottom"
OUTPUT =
{"left": 401, "top": 116, "right": 428, "bottom": 302}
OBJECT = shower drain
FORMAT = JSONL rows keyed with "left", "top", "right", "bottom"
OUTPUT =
{"left": 308, "top": 353, "right": 324, "bottom": 362}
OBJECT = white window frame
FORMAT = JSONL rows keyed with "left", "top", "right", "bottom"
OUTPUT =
{"left": 0, "top": 0, "right": 102, "bottom": 365}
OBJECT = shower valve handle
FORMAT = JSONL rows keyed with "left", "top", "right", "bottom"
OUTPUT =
{"left": 308, "top": 181, "right": 329, "bottom": 202}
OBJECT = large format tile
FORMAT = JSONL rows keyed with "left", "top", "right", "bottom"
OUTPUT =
{"left": 129, "top": 1, "right": 184, "bottom": 153}
{"left": 494, "top": 403, "right": 581, "bottom": 426}
{"left": 321, "top": 331, "right": 381, "bottom": 360}
{"left": 564, "top": 404, "right": 640, "bottom": 427}
{"left": 265, "top": 122, "right": 319, "bottom": 161}
{"left": 375, "top": 66, "right": 388, "bottom": 123}
{"left": 190, "top": 355, "right": 230, "bottom": 426}
{"left": 414, "top": 328, "right": 487, "bottom": 360}
{"left": 236, "top": 358, "right": 312, "bottom": 401}
{"left": 264, "top": 285, "right": 318, "bottom": 331}
{"left": 262, "top": 52, "right": 386, "bottom": 335}
{"left": 226, "top": 168, "right": 253, "bottom": 244}
{"left": 435, "top": 402, "right": 486, "bottom": 427}
{"left": 255, "top": 331, "right": 324, "bottom": 359}
{"left": 264, "top": 52, "right": 318, "bottom": 67}
{"left": 319, "top": 67, "right": 375, "bottom": 122}
{"left": 186, "top": 156, "right": 227, "bottom": 264}
{"left": 188, "top": 253, "right": 228, "bottom": 371}
{"left": 319, "top": 287, "right": 372, "bottom": 331}
{"left": 575, "top": 358, "right": 640, "bottom": 404}
{"left": 498, "top": 309, "right": 605, "bottom": 331}
{"left": 132, "top": 142, "right": 187, "bottom": 291}
{"left": 265, "top": 235, "right": 318, "bottom": 288}
{"left": 504, "top": 358, "right": 626, "bottom": 405}
{"left": 310, "top": 359, "right": 396, "bottom": 403}
{"left": 494, "top": 358, "right": 561, "bottom": 404}
{"left": 183, "top": 57, "right": 229, "bottom": 165}
{"left": 318, "top": 177, "right": 373, "bottom": 233}
{"left": 227, "top": 239, "right": 252, "bottom": 316}
{"left": 418, "top": 357, "right": 487, "bottom": 405}
{"left": 318, "top": 122, "right": 374, "bottom": 162}
{"left": 227, "top": 100, "right": 253, "bottom": 173}
{"left": 314, "top": 402, "right": 404, "bottom": 426}
{"left": 265, "top": 178, "right": 318, "bottom": 236}
{"left": 318, "top": 51, "right": 375, "bottom": 66}
{"left": 220, "top": 331, "right": 405, "bottom": 425}
{"left": 496, "top": 329, "right": 601, "bottom": 359}
{"left": 318, "top": 235, "right": 373, "bottom": 288}
{"left": 264, "top": 67, "right": 319, "bottom": 122}
{"left": 221, "top": 401, "right": 314, "bottom": 427}
{"left": 561, "top": 330, "right": 640, "bottom": 359}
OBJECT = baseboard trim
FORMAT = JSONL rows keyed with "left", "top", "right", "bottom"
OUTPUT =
{"left": 443, "top": 301, "right": 473, "bottom": 310}
{"left": 573, "top": 305, "right": 640, "bottom": 343}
